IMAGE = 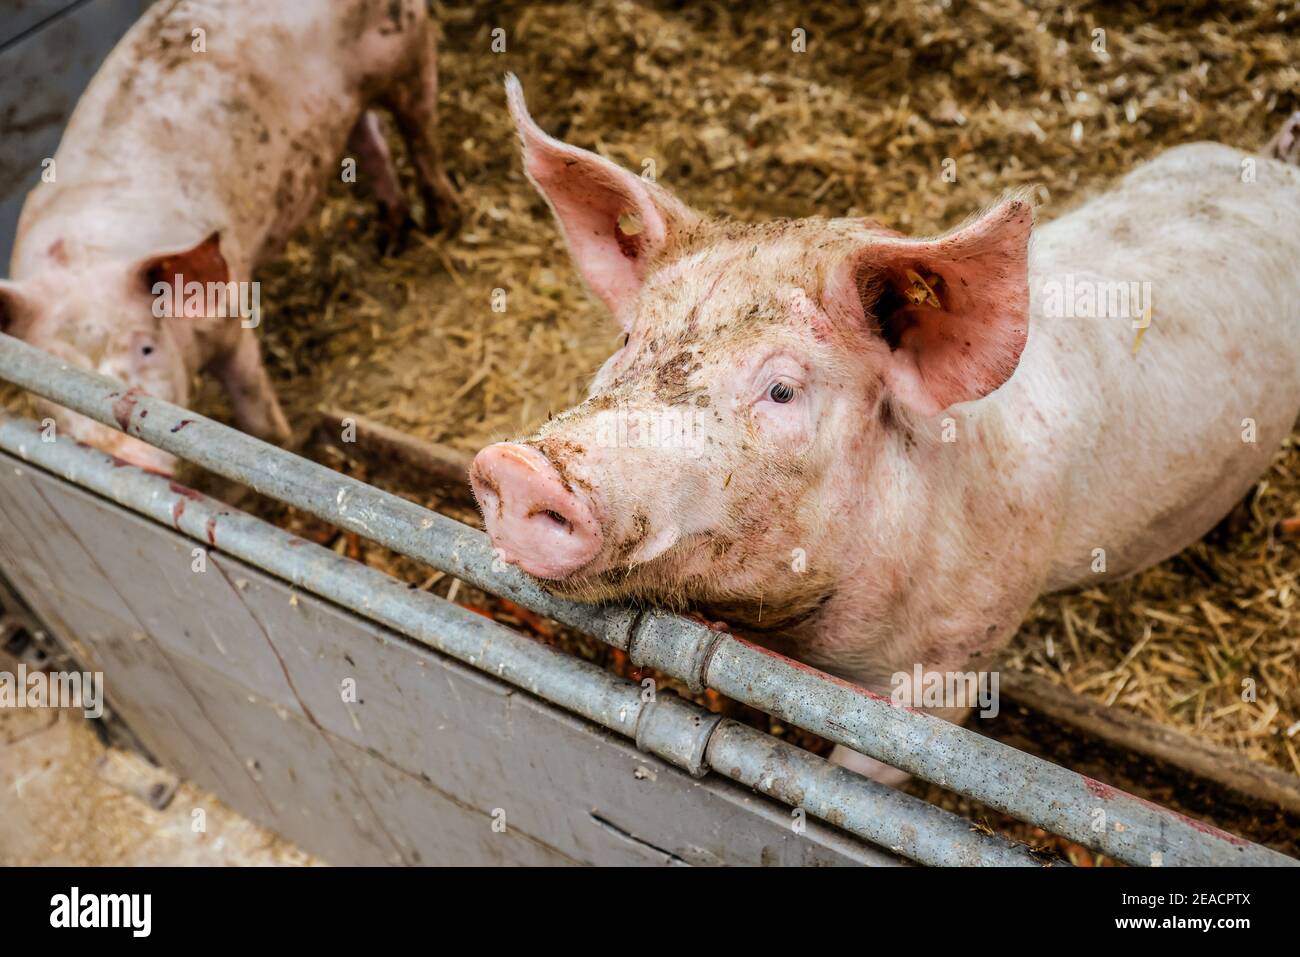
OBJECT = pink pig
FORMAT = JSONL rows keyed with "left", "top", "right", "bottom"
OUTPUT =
{"left": 0, "top": 0, "right": 457, "bottom": 473}
{"left": 472, "top": 79, "right": 1300, "bottom": 781}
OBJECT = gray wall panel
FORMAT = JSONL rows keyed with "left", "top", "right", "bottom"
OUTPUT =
{"left": 34, "top": 480, "right": 305, "bottom": 712}
{"left": 0, "top": 449, "right": 895, "bottom": 866}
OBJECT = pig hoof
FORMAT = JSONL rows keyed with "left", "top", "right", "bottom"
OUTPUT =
{"left": 251, "top": 417, "right": 292, "bottom": 448}
{"left": 422, "top": 181, "right": 463, "bottom": 234}
{"left": 829, "top": 744, "right": 912, "bottom": 787}
{"left": 1267, "top": 111, "right": 1300, "bottom": 165}
{"left": 424, "top": 204, "right": 462, "bottom": 235}
{"left": 377, "top": 209, "right": 416, "bottom": 256}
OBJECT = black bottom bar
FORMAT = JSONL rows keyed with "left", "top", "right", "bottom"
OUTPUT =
{"left": 0, "top": 865, "right": 1288, "bottom": 941}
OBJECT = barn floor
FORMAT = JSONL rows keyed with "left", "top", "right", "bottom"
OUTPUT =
{"left": 0, "top": 712, "right": 313, "bottom": 868}
{"left": 0, "top": 702, "right": 314, "bottom": 866}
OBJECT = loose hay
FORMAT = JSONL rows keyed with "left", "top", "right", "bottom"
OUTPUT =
{"left": 2, "top": 1, "right": 1298, "bottom": 840}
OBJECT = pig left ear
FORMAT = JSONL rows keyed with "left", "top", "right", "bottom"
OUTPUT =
{"left": 136, "top": 232, "right": 230, "bottom": 307}
{"left": 506, "top": 75, "right": 699, "bottom": 328}
{"left": 839, "top": 199, "right": 1032, "bottom": 416}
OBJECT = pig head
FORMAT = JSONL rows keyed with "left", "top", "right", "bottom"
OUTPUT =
{"left": 0, "top": 234, "right": 233, "bottom": 474}
{"left": 472, "top": 77, "right": 1033, "bottom": 644}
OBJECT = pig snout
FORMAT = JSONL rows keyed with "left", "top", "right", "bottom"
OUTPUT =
{"left": 470, "top": 443, "right": 602, "bottom": 579}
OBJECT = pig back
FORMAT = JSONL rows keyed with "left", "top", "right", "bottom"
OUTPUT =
{"left": 1013, "top": 143, "right": 1300, "bottom": 588}
{"left": 13, "top": 0, "right": 431, "bottom": 274}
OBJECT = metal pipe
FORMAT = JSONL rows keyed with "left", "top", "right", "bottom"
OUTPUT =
{"left": 705, "top": 720, "right": 1040, "bottom": 867}
{"left": 0, "top": 331, "right": 1292, "bottom": 866}
{"left": 0, "top": 414, "right": 1042, "bottom": 867}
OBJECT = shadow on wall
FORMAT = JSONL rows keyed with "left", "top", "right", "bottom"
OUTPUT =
{"left": 0, "top": 0, "right": 153, "bottom": 275}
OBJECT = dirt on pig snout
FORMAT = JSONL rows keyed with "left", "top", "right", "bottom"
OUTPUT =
{"left": 3, "top": 0, "right": 1297, "bottom": 862}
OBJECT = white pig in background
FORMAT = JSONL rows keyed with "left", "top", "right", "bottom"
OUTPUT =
{"left": 472, "top": 78, "right": 1300, "bottom": 782}
{"left": 0, "top": 0, "right": 458, "bottom": 473}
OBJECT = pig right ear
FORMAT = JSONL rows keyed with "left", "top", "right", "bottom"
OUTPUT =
{"left": 136, "top": 232, "right": 229, "bottom": 298}
{"left": 834, "top": 199, "right": 1033, "bottom": 416}
{"left": 0, "top": 281, "right": 36, "bottom": 339}
{"left": 506, "top": 75, "right": 699, "bottom": 327}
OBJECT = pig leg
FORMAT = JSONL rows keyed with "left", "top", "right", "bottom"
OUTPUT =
{"left": 829, "top": 702, "right": 975, "bottom": 786}
{"left": 1265, "top": 111, "right": 1300, "bottom": 165}
{"left": 382, "top": 38, "right": 460, "bottom": 232}
{"left": 829, "top": 747, "right": 914, "bottom": 787}
{"left": 347, "top": 111, "right": 413, "bottom": 248}
{"left": 827, "top": 650, "right": 995, "bottom": 786}
{"left": 211, "top": 330, "right": 291, "bottom": 446}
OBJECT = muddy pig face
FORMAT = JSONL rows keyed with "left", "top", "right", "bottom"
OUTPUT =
{"left": 0, "top": 234, "right": 231, "bottom": 474}
{"left": 471, "top": 78, "right": 1032, "bottom": 624}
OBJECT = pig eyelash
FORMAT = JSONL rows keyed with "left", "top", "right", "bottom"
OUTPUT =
{"left": 766, "top": 381, "right": 797, "bottom": 403}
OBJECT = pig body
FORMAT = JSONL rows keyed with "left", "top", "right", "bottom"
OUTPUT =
{"left": 1, "top": 0, "right": 457, "bottom": 471}
{"left": 801, "top": 142, "right": 1300, "bottom": 681}
{"left": 472, "top": 83, "right": 1300, "bottom": 779}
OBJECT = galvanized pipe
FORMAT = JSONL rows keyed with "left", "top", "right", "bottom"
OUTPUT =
{"left": 0, "top": 332, "right": 1292, "bottom": 866}
{"left": 0, "top": 414, "right": 1042, "bottom": 867}
{"left": 704, "top": 719, "right": 1040, "bottom": 867}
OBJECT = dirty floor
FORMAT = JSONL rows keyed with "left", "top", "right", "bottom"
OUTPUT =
{"left": 0, "top": 700, "right": 314, "bottom": 866}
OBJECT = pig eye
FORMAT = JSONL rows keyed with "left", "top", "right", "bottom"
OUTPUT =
{"left": 140, "top": 344, "right": 155, "bottom": 357}
{"left": 768, "top": 381, "right": 796, "bottom": 403}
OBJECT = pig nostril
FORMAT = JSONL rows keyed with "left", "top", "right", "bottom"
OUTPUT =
{"left": 533, "top": 508, "right": 573, "bottom": 532}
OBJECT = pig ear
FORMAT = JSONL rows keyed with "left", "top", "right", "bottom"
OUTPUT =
{"left": 136, "top": 232, "right": 230, "bottom": 301}
{"left": 842, "top": 198, "right": 1032, "bottom": 416}
{"left": 0, "top": 281, "right": 36, "bottom": 339}
{"left": 506, "top": 75, "right": 698, "bottom": 327}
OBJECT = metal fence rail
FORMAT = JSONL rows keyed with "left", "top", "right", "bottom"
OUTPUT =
{"left": 0, "top": 331, "right": 1293, "bottom": 867}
